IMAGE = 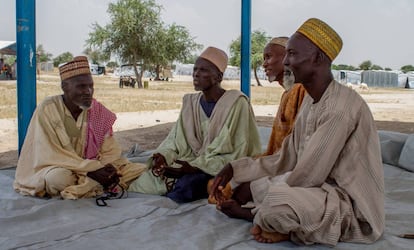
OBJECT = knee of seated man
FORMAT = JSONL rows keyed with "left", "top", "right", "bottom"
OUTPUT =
{"left": 44, "top": 168, "right": 76, "bottom": 195}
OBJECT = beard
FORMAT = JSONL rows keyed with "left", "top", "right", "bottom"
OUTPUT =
{"left": 282, "top": 70, "right": 295, "bottom": 91}
{"left": 267, "top": 74, "right": 277, "bottom": 83}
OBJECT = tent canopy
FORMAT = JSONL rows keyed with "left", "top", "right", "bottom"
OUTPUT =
{"left": 0, "top": 41, "right": 16, "bottom": 55}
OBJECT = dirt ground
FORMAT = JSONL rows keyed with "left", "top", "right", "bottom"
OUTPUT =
{"left": 2, "top": 116, "right": 413, "bottom": 169}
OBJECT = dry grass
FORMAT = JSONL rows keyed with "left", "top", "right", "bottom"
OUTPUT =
{"left": 0, "top": 71, "right": 412, "bottom": 120}
{"left": 0, "top": 72, "right": 284, "bottom": 119}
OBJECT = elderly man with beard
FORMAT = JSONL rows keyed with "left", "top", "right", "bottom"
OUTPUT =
{"left": 128, "top": 47, "right": 262, "bottom": 203}
{"left": 210, "top": 18, "right": 384, "bottom": 246}
{"left": 262, "top": 37, "right": 306, "bottom": 156}
{"left": 14, "top": 56, "right": 146, "bottom": 199}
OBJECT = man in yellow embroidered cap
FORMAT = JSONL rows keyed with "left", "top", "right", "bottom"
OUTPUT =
{"left": 211, "top": 18, "right": 384, "bottom": 246}
{"left": 128, "top": 46, "right": 262, "bottom": 203}
{"left": 14, "top": 56, "right": 146, "bottom": 200}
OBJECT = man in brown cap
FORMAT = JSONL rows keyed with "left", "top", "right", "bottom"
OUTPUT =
{"left": 210, "top": 18, "right": 384, "bottom": 246}
{"left": 128, "top": 47, "right": 262, "bottom": 203}
{"left": 14, "top": 56, "right": 146, "bottom": 199}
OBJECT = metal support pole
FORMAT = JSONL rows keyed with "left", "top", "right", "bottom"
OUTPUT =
{"left": 240, "top": 0, "right": 251, "bottom": 97}
{"left": 16, "top": 0, "right": 36, "bottom": 154}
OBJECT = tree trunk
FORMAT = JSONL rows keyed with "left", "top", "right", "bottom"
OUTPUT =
{"left": 133, "top": 62, "right": 143, "bottom": 88}
{"left": 155, "top": 65, "right": 161, "bottom": 80}
{"left": 254, "top": 66, "right": 262, "bottom": 86}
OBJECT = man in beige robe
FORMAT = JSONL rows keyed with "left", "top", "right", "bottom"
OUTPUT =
{"left": 14, "top": 56, "right": 146, "bottom": 200}
{"left": 128, "top": 47, "right": 262, "bottom": 203}
{"left": 210, "top": 18, "right": 384, "bottom": 246}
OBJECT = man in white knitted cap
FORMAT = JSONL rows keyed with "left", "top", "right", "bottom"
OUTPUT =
{"left": 14, "top": 56, "right": 146, "bottom": 200}
{"left": 128, "top": 47, "right": 262, "bottom": 203}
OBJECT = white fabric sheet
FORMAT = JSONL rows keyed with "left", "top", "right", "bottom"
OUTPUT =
{"left": 1, "top": 128, "right": 413, "bottom": 250}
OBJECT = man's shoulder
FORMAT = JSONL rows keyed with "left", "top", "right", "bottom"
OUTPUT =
{"left": 37, "top": 95, "right": 61, "bottom": 110}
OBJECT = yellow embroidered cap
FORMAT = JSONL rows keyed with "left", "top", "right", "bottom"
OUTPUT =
{"left": 59, "top": 56, "right": 91, "bottom": 81}
{"left": 199, "top": 46, "right": 228, "bottom": 73}
{"left": 297, "top": 18, "right": 342, "bottom": 61}
{"left": 268, "top": 36, "right": 289, "bottom": 48}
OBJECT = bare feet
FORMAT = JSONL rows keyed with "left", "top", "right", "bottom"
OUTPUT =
{"left": 217, "top": 199, "right": 254, "bottom": 221}
{"left": 250, "top": 224, "right": 289, "bottom": 243}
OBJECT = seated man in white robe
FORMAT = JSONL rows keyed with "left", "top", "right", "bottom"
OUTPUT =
{"left": 210, "top": 18, "right": 384, "bottom": 246}
{"left": 128, "top": 47, "right": 262, "bottom": 203}
{"left": 14, "top": 56, "right": 146, "bottom": 200}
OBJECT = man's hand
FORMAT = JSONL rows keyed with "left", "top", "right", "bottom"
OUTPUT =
{"left": 87, "top": 164, "right": 121, "bottom": 190}
{"left": 151, "top": 153, "right": 168, "bottom": 177}
{"left": 163, "top": 160, "right": 200, "bottom": 179}
{"left": 209, "top": 163, "right": 234, "bottom": 204}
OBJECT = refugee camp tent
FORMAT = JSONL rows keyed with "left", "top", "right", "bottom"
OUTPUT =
{"left": 398, "top": 73, "right": 414, "bottom": 89}
{"left": 332, "top": 70, "right": 362, "bottom": 84}
{"left": 361, "top": 70, "right": 398, "bottom": 87}
{"left": 0, "top": 40, "right": 16, "bottom": 55}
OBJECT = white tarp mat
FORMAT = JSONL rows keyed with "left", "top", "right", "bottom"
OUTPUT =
{"left": 1, "top": 129, "right": 413, "bottom": 250}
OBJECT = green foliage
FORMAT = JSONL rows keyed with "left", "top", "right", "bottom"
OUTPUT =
{"left": 3, "top": 55, "right": 16, "bottom": 65}
{"left": 86, "top": 0, "right": 200, "bottom": 87}
{"left": 53, "top": 52, "right": 74, "bottom": 67}
{"left": 401, "top": 65, "right": 414, "bottom": 73}
{"left": 106, "top": 61, "right": 119, "bottom": 68}
{"left": 36, "top": 44, "right": 53, "bottom": 63}
{"left": 229, "top": 30, "right": 270, "bottom": 86}
{"left": 181, "top": 54, "right": 198, "bottom": 64}
{"left": 229, "top": 30, "right": 270, "bottom": 68}
{"left": 384, "top": 67, "right": 392, "bottom": 71}
{"left": 359, "top": 60, "right": 372, "bottom": 70}
{"left": 332, "top": 64, "right": 357, "bottom": 71}
{"left": 83, "top": 48, "right": 109, "bottom": 65}
{"left": 371, "top": 64, "right": 383, "bottom": 70}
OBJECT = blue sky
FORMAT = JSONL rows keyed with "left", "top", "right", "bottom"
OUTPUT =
{"left": 1, "top": 0, "right": 413, "bottom": 69}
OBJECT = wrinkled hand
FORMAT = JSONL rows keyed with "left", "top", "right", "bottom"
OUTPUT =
{"left": 209, "top": 163, "right": 234, "bottom": 204}
{"left": 163, "top": 160, "right": 200, "bottom": 179}
{"left": 151, "top": 153, "right": 168, "bottom": 177}
{"left": 87, "top": 164, "right": 121, "bottom": 190}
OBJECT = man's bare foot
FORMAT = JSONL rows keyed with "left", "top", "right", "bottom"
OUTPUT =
{"left": 250, "top": 225, "right": 289, "bottom": 243}
{"left": 217, "top": 199, "right": 254, "bottom": 221}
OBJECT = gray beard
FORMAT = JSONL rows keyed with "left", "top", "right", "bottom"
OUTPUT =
{"left": 79, "top": 105, "right": 91, "bottom": 110}
{"left": 268, "top": 75, "right": 277, "bottom": 83}
{"left": 282, "top": 72, "right": 295, "bottom": 91}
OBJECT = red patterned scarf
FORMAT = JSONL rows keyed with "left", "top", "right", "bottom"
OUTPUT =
{"left": 84, "top": 99, "right": 117, "bottom": 159}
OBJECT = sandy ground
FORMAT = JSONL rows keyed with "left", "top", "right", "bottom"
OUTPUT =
{"left": 1, "top": 89, "right": 413, "bottom": 169}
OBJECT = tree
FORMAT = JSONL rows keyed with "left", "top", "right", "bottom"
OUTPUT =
{"left": 150, "top": 23, "right": 201, "bottom": 80}
{"left": 359, "top": 60, "right": 372, "bottom": 70}
{"left": 87, "top": 0, "right": 162, "bottom": 88}
{"left": 401, "top": 65, "right": 414, "bottom": 73}
{"left": 36, "top": 44, "right": 53, "bottom": 63}
{"left": 229, "top": 30, "right": 270, "bottom": 86}
{"left": 53, "top": 52, "right": 73, "bottom": 67}
{"left": 332, "top": 64, "right": 357, "bottom": 71}
{"left": 106, "top": 61, "right": 119, "bottom": 69}
{"left": 371, "top": 64, "right": 383, "bottom": 70}
{"left": 83, "top": 48, "right": 109, "bottom": 65}
{"left": 87, "top": 0, "right": 199, "bottom": 87}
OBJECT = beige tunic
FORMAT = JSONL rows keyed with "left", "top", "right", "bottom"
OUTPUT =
{"left": 231, "top": 81, "right": 384, "bottom": 246}
{"left": 14, "top": 95, "right": 146, "bottom": 199}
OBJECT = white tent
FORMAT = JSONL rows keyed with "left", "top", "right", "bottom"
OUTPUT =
{"left": 0, "top": 40, "right": 16, "bottom": 55}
